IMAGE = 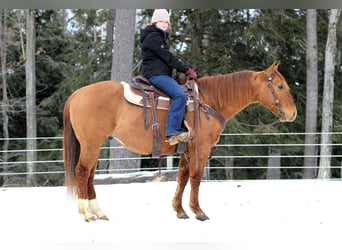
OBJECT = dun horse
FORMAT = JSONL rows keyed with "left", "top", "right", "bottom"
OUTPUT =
{"left": 63, "top": 62, "right": 297, "bottom": 221}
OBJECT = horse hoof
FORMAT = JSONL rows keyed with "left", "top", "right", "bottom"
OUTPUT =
{"left": 177, "top": 214, "right": 190, "bottom": 219}
{"left": 98, "top": 215, "right": 109, "bottom": 221}
{"left": 85, "top": 216, "right": 96, "bottom": 222}
{"left": 196, "top": 214, "right": 210, "bottom": 221}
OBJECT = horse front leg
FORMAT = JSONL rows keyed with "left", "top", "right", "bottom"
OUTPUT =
{"left": 189, "top": 155, "right": 210, "bottom": 221}
{"left": 172, "top": 155, "right": 190, "bottom": 219}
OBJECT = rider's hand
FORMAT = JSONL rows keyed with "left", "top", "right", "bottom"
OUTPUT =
{"left": 186, "top": 68, "right": 198, "bottom": 80}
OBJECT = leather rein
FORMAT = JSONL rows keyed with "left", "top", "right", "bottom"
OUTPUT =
{"left": 188, "top": 79, "right": 226, "bottom": 132}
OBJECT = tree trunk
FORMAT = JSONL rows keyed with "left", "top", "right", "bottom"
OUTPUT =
{"left": 318, "top": 9, "right": 341, "bottom": 179}
{"left": 267, "top": 147, "right": 281, "bottom": 179}
{"left": 224, "top": 134, "right": 234, "bottom": 180}
{"left": 25, "top": 9, "right": 37, "bottom": 186}
{"left": 106, "top": 9, "right": 115, "bottom": 50}
{"left": 0, "top": 9, "right": 9, "bottom": 185}
{"left": 191, "top": 11, "right": 203, "bottom": 57}
{"left": 109, "top": 9, "right": 140, "bottom": 173}
{"left": 303, "top": 9, "right": 318, "bottom": 179}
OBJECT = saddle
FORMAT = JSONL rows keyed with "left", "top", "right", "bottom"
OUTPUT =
{"left": 124, "top": 74, "right": 196, "bottom": 111}
{"left": 123, "top": 73, "right": 198, "bottom": 158}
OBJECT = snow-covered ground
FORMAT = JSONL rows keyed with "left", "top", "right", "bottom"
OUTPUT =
{"left": 1, "top": 180, "right": 341, "bottom": 250}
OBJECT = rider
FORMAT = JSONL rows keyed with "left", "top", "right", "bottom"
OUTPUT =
{"left": 140, "top": 9, "right": 198, "bottom": 146}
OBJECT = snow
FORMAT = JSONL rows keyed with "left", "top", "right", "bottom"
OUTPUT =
{"left": 1, "top": 180, "right": 341, "bottom": 250}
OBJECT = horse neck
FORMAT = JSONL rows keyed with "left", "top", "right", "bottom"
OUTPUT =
{"left": 198, "top": 71, "right": 255, "bottom": 120}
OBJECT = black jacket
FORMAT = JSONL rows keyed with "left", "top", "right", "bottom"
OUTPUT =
{"left": 140, "top": 25, "right": 189, "bottom": 79}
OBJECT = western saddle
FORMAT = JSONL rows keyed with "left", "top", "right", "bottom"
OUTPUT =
{"left": 128, "top": 73, "right": 197, "bottom": 158}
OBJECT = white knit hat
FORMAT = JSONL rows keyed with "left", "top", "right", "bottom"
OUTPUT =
{"left": 151, "top": 9, "right": 170, "bottom": 24}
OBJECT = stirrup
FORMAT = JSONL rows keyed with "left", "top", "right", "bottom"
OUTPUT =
{"left": 166, "top": 132, "right": 190, "bottom": 146}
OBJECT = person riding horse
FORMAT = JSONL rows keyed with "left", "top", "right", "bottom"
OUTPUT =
{"left": 140, "top": 9, "right": 198, "bottom": 146}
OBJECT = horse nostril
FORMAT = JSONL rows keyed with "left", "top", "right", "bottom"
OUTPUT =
{"left": 292, "top": 111, "right": 297, "bottom": 121}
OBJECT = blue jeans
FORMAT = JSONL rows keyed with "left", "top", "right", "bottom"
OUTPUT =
{"left": 149, "top": 75, "right": 187, "bottom": 137}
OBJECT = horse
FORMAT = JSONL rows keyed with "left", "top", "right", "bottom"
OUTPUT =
{"left": 63, "top": 62, "right": 297, "bottom": 222}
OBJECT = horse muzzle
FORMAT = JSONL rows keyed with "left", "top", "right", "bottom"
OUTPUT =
{"left": 280, "top": 110, "right": 297, "bottom": 122}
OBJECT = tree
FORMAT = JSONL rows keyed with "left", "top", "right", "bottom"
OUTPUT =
{"left": 26, "top": 9, "right": 37, "bottom": 186}
{"left": 0, "top": 9, "right": 340, "bottom": 184}
{"left": 318, "top": 9, "right": 341, "bottom": 179}
{"left": 109, "top": 9, "right": 140, "bottom": 173}
{"left": 267, "top": 147, "right": 281, "bottom": 179}
{"left": 303, "top": 9, "right": 319, "bottom": 179}
{"left": 0, "top": 9, "right": 9, "bottom": 184}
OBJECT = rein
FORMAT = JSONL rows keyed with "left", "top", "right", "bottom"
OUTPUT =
{"left": 186, "top": 80, "right": 227, "bottom": 168}
{"left": 198, "top": 99, "right": 227, "bottom": 131}
{"left": 188, "top": 80, "right": 227, "bottom": 132}
{"left": 236, "top": 119, "right": 281, "bottom": 129}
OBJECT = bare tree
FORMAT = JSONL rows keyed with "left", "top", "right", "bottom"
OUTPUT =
{"left": 318, "top": 9, "right": 341, "bottom": 179}
{"left": 26, "top": 9, "right": 37, "bottom": 186}
{"left": 0, "top": 9, "right": 9, "bottom": 184}
{"left": 303, "top": 9, "right": 318, "bottom": 179}
{"left": 109, "top": 9, "right": 140, "bottom": 173}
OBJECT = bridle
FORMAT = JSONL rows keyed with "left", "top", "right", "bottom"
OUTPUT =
{"left": 265, "top": 71, "right": 286, "bottom": 122}
{"left": 237, "top": 72, "right": 286, "bottom": 128}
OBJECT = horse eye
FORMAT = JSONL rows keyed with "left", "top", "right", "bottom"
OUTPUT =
{"left": 278, "top": 85, "right": 284, "bottom": 90}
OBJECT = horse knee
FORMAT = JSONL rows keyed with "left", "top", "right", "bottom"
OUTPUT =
{"left": 190, "top": 171, "right": 202, "bottom": 184}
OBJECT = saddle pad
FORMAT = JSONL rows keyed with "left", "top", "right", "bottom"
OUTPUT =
{"left": 122, "top": 81, "right": 170, "bottom": 110}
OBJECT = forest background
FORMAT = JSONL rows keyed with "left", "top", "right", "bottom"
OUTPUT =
{"left": 0, "top": 9, "right": 341, "bottom": 186}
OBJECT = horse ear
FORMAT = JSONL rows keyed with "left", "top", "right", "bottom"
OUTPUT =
{"left": 267, "top": 61, "right": 280, "bottom": 75}
{"left": 274, "top": 61, "right": 280, "bottom": 70}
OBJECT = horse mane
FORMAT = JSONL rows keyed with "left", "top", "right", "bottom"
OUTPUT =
{"left": 197, "top": 70, "right": 254, "bottom": 111}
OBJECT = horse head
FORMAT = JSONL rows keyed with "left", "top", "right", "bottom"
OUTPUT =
{"left": 254, "top": 62, "right": 297, "bottom": 122}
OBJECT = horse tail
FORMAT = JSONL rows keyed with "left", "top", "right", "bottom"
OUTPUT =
{"left": 63, "top": 96, "right": 80, "bottom": 198}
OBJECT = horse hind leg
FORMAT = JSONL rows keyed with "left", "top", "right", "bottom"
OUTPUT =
{"left": 76, "top": 156, "right": 108, "bottom": 222}
{"left": 87, "top": 166, "right": 109, "bottom": 220}
{"left": 75, "top": 163, "right": 96, "bottom": 222}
